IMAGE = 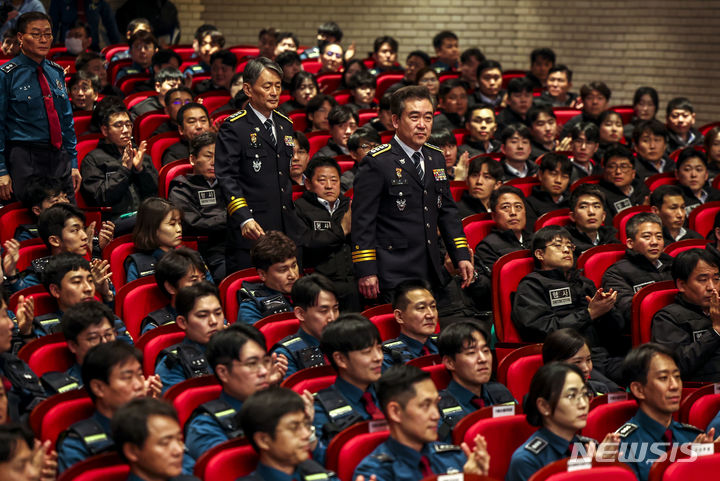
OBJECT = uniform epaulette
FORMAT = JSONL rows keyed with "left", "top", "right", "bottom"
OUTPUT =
{"left": 369, "top": 144, "right": 391, "bottom": 157}
{"left": 382, "top": 340, "right": 404, "bottom": 349}
{"left": 576, "top": 434, "right": 596, "bottom": 445}
{"left": 371, "top": 452, "right": 394, "bottom": 463}
{"left": 304, "top": 473, "right": 330, "bottom": 481}
{"left": 228, "top": 110, "right": 247, "bottom": 122}
{"left": 524, "top": 437, "right": 548, "bottom": 454}
{"left": 0, "top": 62, "right": 17, "bottom": 74}
{"left": 433, "top": 443, "right": 462, "bottom": 453}
{"left": 273, "top": 110, "right": 293, "bottom": 123}
{"left": 425, "top": 142, "right": 443, "bottom": 152}
{"left": 281, "top": 336, "right": 302, "bottom": 347}
{"left": 615, "top": 422, "right": 638, "bottom": 438}
{"left": 46, "top": 60, "right": 63, "bottom": 71}
{"left": 679, "top": 422, "right": 703, "bottom": 433}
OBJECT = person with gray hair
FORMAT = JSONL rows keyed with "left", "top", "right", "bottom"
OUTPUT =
{"left": 215, "top": 57, "right": 305, "bottom": 271}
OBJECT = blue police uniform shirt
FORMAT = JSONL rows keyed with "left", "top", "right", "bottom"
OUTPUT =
{"left": 312, "top": 377, "right": 380, "bottom": 465}
{"left": 65, "top": 362, "right": 82, "bottom": 385}
{"left": 354, "top": 436, "right": 466, "bottom": 481}
{"left": 141, "top": 304, "right": 178, "bottom": 335}
{"left": 618, "top": 408, "right": 702, "bottom": 481}
{"left": 506, "top": 427, "right": 594, "bottom": 481}
{"left": 248, "top": 461, "right": 340, "bottom": 481}
{"left": 156, "top": 338, "right": 211, "bottom": 395}
{"left": 57, "top": 410, "right": 111, "bottom": 473}
{"left": 237, "top": 285, "right": 290, "bottom": 325}
{"left": 126, "top": 249, "right": 213, "bottom": 284}
{"left": 271, "top": 328, "right": 323, "bottom": 378}
{"left": 182, "top": 390, "right": 243, "bottom": 474}
{"left": 183, "top": 61, "right": 211, "bottom": 77}
{"left": 0, "top": 53, "right": 78, "bottom": 176}
{"left": 115, "top": 62, "right": 151, "bottom": 83}
{"left": 382, "top": 333, "right": 438, "bottom": 370}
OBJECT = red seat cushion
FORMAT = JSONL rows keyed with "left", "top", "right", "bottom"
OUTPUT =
{"left": 464, "top": 415, "right": 536, "bottom": 480}
{"left": 505, "top": 354, "right": 543, "bottom": 401}
{"left": 582, "top": 400, "right": 637, "bottom": 441}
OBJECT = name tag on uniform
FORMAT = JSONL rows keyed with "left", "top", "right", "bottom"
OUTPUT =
{"left": 632, "top": 280, "right": 654, "bottom": 293}
{"left": 313, "top": 221, "right": 331, "bottom": 231}
{"left": 693, "top": 329, "right": 709, "bottom": 342}
{"left": 105, "top": 171, "right": 116, "bottom": 183}
{"left": 198, "top": 190, "right": 216, "bottom": 206}
{"left": 613, "top": 198, "right": 632, "bottom": 213}
{"left": 549, "top": 287, "right": 572, "bottom": 307}
{"left": 433, "top": 169, "right": 447, "bottom": 181}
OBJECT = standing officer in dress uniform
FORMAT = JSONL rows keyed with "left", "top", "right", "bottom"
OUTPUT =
{"left": 0, "top": 12, "right": 80, "bottom": 203}
{"left": 351, "top": 85, "right": 473, "bottom": 301}
{"left": 215, "top": 57, "right": 303, "bottom": 272}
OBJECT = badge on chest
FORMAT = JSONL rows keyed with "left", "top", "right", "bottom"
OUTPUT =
{"left": 549, "top": 287, "right": 572, "bottom": 307}
{"left": 198, "top": 189, "right": 216, "bottom": 206}
{"left": 613, "top": 198, "right": 632, "bottom": 213}
{"left": 313, "top": 221, "right": 331, "bottom": 230}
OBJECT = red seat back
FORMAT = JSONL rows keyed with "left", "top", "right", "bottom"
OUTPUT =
{"left": 492, "top": 251, "right": 533, "bottom": 343}
{"left": 288, "top": 110, "right": 309, "bottom": 132}
{"left": 32, "top": 389, "right": 94, "bottom": 446}
{"left": 195, "top": 92, "right": 231, "bottom": 114}
{"left": 317, "top": 74, "right": 342, "bottom": 94}
{"left": 375, "top": 73, "right": 404, "bottom": 99}
{"left": 462, "top": 213, "right": 495, "bottom": 250}
{"left": 501, "top": 70, "right": 526, "bottom": 89}
{"left": 134, "top": 111, "right": 171, "bottom": 142}
{"left": 358, "top": 109, "right": 378, "bottom": 126}
{"left": 582, "top": 400, "right": 637, "bottom": 441}
{"left": 159, "top": 160, "right": 192, "bottom": 198}
{"left": 218, "top": 268, "right": 260, "bottom": 324}
{"left": 115, "top": 276, "right": 167, "bottom": 341}
{"left": 73, "top": 113, "right": 93, "bottom": 137}
{"left": 505, "top": 176, "right": 539, "bottom": 197}
{"left": 0, "top": 202, "right": 32, "bottom": 244}
{"left": 193, "top": 437, "right": 257, "bottom": 481}
{"left": 687, "top": 393, "right": 720, "bottom": 431}
{"left": 57, "top": 452, "right": 128, "bottom": 481}
{"left": 689, "top": 201, "right": 720, "bottom": 238}
{"left": 301, "top": 60, "right": 322, "bottom": 74}
{"left": 661, "top": 452, "right": 720, "bottom": 481}
{"left": 613, "top": 205, "right": 653, "bottom": 244}
{"left": 258, "top": 318, "right": 300, "bottom": 348}
{"left": 464, "top": 414, "right": 536, "bottom": 480}
{"left": 367, "top": 313, "right": 400, "bottom": 341}
{"left": 136, "top": 324, "right": 185, "bottom": 377}
{"left": 107, "top": 58, "right": 131, "bottom": 84}
{"left": 102, "top": 44, "right": 128, "bottom": 62}
{"left": 631, "top": 280, "right": 678, "bottom": 346}
{"left": 8, "top": 284, "right": 55, "bottom": 313}
{"left": 552, "top": 107, "right": 582, "bottom": 128}
{"left": 148, "top": 132, "right": 183, "bottom": 171}
{"left": 538, "top": 465, "right": 637, "bottom": 481}
{"left": 163, "top": 375, "right": 221, "bottom": 428}
{"left": 123, "top": 90, "right": 156, "bottom": 109}
{"left": 577, "top": 244, "right": 626, "bottom": 289}
{"left": 419, "top": 363, "right": 452, "bottom": 391}
{"left": 450, "top": 180, "right": 467, "bottom": 201}
{"left": 505, "top": 354, "right": 543, "bottom": 401}
{"left": 337, "top": 431, "right": 389, "bottom": 481}
{"left": 17, "top": 333, "right": 74, "bottom": 377}
{"left": 609, "top": 105, "right": 635, "bottom": 125}
{"left": 76, "top": 137, "right": 102, "bottom": 165}
{"left": 102, "top": 234, "right": 136, "bottom": 289}
{"left": 664, "top": 238, "right": 710, "bottom": 256}
{"left": 307, "top": 133, "right": 332, "bottom": 158}
{"left": 570, "top": 175, "right": 602, "bottom": 192}
{"left": 16, "top": 241, "right": 50, "bottom": 272}
{"left": 645, "top": 172, "right": 678, "bottom": 190}
{"left": 281, "top": 365, "right": 337, "bottom": 394}
{"left": 534, "top": 208, "right": 571, "bottom": 231}
{"left": 229, "top": 45, "right": 259, "bottom": 58}
{"left": 117, "top": 74, "right": 151, "bottom": 95}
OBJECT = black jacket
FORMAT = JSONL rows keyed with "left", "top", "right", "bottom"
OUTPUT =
{"left": 635, "top": 155, "right": 674, "bottom": 181}
{"left": 666, "top": 127, "right": 704, "bottom": 154}
{"left": 662, "top": 226, "right": 703, "bottom": 246}
{"left": 525, "top": 185, "right": 569, "bottom": 227}
{"left": 569, "top": 160, "right": 601, "bottom": 185}
{"left": 458, "top": 138, "right": 502, "bottom": 158}
{"left": 313, "top": 139, "right": 345, "bottom": 160}
{"left": 130, "top": 95, "right": 162, "bottom": 118}
{"left": 680, "top": 183, "right": 720, "bottom": 214}
{"left": 566, "top": 224, "right": 620, "bottom": 255}
{"left": 496, "top": 107, "right": 526, "bottom": 135}
{"left": 161, "top": 138, "right": 189, "bottom": 166}
{"left": 432, "top": 111, "right": 464, "bottom": 133}
{"left": 456, "top": 190, "right": 490, "bottom": 219}
{"left": 500, "top": 159, "right": 539, "bottom": 182}
{"left": 597, "top": 178, "right": 650, "bottom": 222}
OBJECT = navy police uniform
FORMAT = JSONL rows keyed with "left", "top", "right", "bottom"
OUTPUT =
{"left": 140, "top": 304, "right": 177, "bottom": 335}
{"left": 237, "top": 282, "right": 293, "bottom": 325}
{"left": 351, "top": 137, "right": 470, "bottom": 292}
{"left": 0, "top": 54, "right": 78, "bottom": 200}
{"left": 155, "top": 338, "right": 212, "bottom": 395}
{"left": 57, "top": 410, "right": 114, "bottom": 473}
{"left": 238, "top": 461, "right": 338, "bottom": 481}
{"left": 354, "top": 436, "right": 466, "bottom": 481}
{"left": 507, "top": 428, "right": 597, "bottom": 481}
{"left": 617, "top": 408, "right": 702, "bottom": 481}
{"left": 438, "top": 379, "right": 515, "bottom": 441}
{"left": 381, "top": 333, "right": 438, "bottom": 370}
{"left": 271, "top": 328, "right": 326, "bottom": 378}
{"left": 215, "top": 106, "right": 304, "bottom": 271}
{"left": 0, "top": 352, "right": 46, "bottom": 422}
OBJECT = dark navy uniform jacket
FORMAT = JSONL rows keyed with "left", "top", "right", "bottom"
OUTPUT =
{"left": 271, "top": 328, "right": 325, "bottom": 378}
{"left": 381, "top": 333, "right": 438, "bottom": 370}
{"left": 237, "top": 461, "right": 339, "bottom": 481}
{"left": 351, "top": 137, "right": 470, "bottom": 290}
{"left": 0, "top": 53, "right": 77, "bottom": 176}
{"left": 617, "top": 408, "right": 702, "bottom": 481}
{"left": 354, "top": 436, "right": 466, "bottom": 481}
{"left": 57, "top": 410, "right": 112, "bottom": 473}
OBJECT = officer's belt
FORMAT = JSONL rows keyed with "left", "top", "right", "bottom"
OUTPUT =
{"left": 7, "top": 141, "right": 60, "bottom": 152}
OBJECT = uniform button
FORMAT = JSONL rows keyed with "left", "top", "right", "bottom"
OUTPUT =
{"left": 424, "top": 190, "right": 427, "bottom": 195}
{"left": 279, "top": 171, "right": 283, "bottom": 175}
{"left": 424, "top": 206, "right": 428, "bottom": 211}
{"left": 388, "top": 246, "right": 393, "bottom": 251}
{"left": 277, "top": 154, "right": 280, "bottom": 158}
{"left": 282, "top": 206, "right": 287, "bottom": 210}
{"left": 427, "top": 239, "right": 431, "bottom": 244}
{"left": 426, "top": 223, "right": 430, "bottom": 228}
{"left": 280, "top": 188, "right": 284, "bottom": 193}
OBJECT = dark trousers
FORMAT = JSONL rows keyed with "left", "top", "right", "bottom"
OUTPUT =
{"left": 7, "top": 143, "right": 74, "bottom": 203}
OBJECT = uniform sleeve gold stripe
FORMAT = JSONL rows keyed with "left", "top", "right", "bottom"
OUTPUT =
{"left": 453, "top": 237, "right": 468, "bottom": 242}
{"left": 352, "top": 253, "right": 377, "bottom": 259}
{"left": 352, "top": 257, "right": 376, "bottom": 263}
{"left": 352, "top": 249, "right": 376, "bottom": 255}
{"left": 228, "top": 198, "right": 247, "bottom": 208}
{"left": 228, "top": 204, "right": 246, "bottom": 216}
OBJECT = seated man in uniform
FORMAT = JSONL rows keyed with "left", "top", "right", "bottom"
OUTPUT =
{"left": 340, "top": 127, "right": 381, "bottom": 193}
{"left": 650, "top": 185, "right": 703, "bottom": 245}
{"left": 115, "top": 30, "right": 158, "bottom": 82}
{"left": 140, "top": 248, "right": 206, "bottom": 335}
{"left": 495, "top": 78, "right": 534, "bottom": 134}
{"left": 184, "top": 27, "right": 223, "bottom": 78}
{"left": 632, "top": 119, "right": 673, "bottom": 180}
{"left": 184, "top": 324, "right": 287, "bottom": 473}
{"left": 0, "top": 424, "right": 56, "bottom": 480}
{"left": 112, "top": 398, "right": 198, "bottom": 481}
{"left": 498, "top": 124, "right": 537, "bottom": 181}
{"left": 431, "top": 79, "right": 469, "bottom": 133}
{"left": 272, "top": 274, "right": 339, "bottom": 378}
{"left": 14, "top": 176, "right": 69, "bottom": 241}
{"left": 597, "top": 145, "right": 650, "bottom": 223}
{"left": 312, "top": 314, "right": 384, "bottom": 465}
{"left": 459, "top": 104, "right": 500, "bottom": 158}
{"left": 155, "top": 282, "right": 226, "bottom": 394}
{"left": 193, "top": 49, "right": 236, "bottom": 96}
{"left": 354, "top": 365, "right": 490, "bottom": 481}
{"left": 238, "top": 386, "right": 337, "bottom": 481}
{"left": 455, "top": 156, "right": 503, "bottom": 218}
{"left": 382, "top": 279, "right": 439, "bottom": 370}
{"left": 675, "top": 148, "right": 720, "bottom": 212}
{"left": 568, "top": 122, "right": 601, "bottom": 184}
{"left": 525, "top": 47, "right": 554, "bottom": 89}
{"left": 437, "top": 321, "right": 514, "bottom": 440}
{"left": 665, "top": 97, "right": 703, "bottom": 153}
{"left": 618, "top": 343, "right": 714, "bottom": 481}
{"left": 651, "top": 249, "right": 720, "bottom": 382}
{"left": 566, "top": 184, "right": 619, "bottom": 255}
{"left": 526, "top": 105, "right": 560, "bottom": 161}
{"left": 130, "top": 67, "right": 183, "bottom": 118}
{"left": 525, "top": 152, "right": 571, "bottom": 228}
{"left": 471, "top": 60, "right": 504, "bottom": 108}
{"left": 602, "top": 212, "right": 672, "bottom": 333}
{"left": 431, "top": 30, "right": 460, "bottom": 72}
{"left": 161, "top": 103, "right": 211, "bottom": 166}
{"left": 237, "top": 231, "right": 298, "bottom": 325}
{"left": 56, "top": 341, "right": 161, "bottom": 473}
{"left": 152, "top": 87, "right": 193, "bottom": 137}
{"left": 559, "top": 82, "right": 611, "bottom": 138}
{"left": 312, "top": 105, "right": 359, "bottom": 159}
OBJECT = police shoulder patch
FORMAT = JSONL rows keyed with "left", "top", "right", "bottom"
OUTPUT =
{"left": 46, "top": 60, "right": 64, "bottom": 71}
{"left": 369, "top": 144, "right": 391, "bottom": 157}
{"left": 282, "top": 336, "right": 302, "bottom": 347}
{"left": 576, "top": 435, "right": 596, "bottom": 445}
{"left": 425, "top": 142, "right": 443, "bottom": 153}
{"left": 524, "top": 437, "right": 548, "bottom": 454}
{"left": 433, "top": 443, "right": 462, "bottom": 453}
{"left": 615, "top": 422, "right": 638, "bottom": 438}
{"left": 273, "top": 110, "right": 293, "bottom": 124}
{"left": 0, "top": 62, "right": 17, "bottom": 74}
{"left": 371, "top": 452, "right": 394, "bottom": 463}
{"left": 679, "top": 423, "right": 703, "bottom": 434}
{"left": 228, "top": 110, "right": 247, "bottom": 122}
{"left": 382, "top": 340, "right": 404, "bottom": 349}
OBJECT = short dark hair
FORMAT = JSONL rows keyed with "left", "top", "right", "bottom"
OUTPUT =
{"left": 467, "top": 103, "right": 496, "bottom": 121}
{"left": 42, "top": 253, "right": 91, "bottom": 291}
{"left": 239, "top": 386, "right": 306, "bottom": 452}
{"left": 206, "top": 324, "right": 267, "bottom": 371}
{"left": 527, "top": 104, "right": 556, "bottom": 126}
{"left": 347, "top": 126, "right": 381, "bottom": 151}
{"left": 625, "top": 212, "right": 662, "bottom": 240}
{"left": 38, "top": 203, "right": 85, "bottom": 249}
{"left": 320, "top": 314, "right": 381, "bottom": 370}
{"left": 622, "top": 343, "right": 678, "bottom": 386}
{"left": 506, "top": 77, "right": 534, "bottom": 95}
{"left": 22, "top": 176, "right": 65, "bottom": 211}
{"left": 597, "top": 109, "right": 623, "bottom": 127}
{"left": 633, "top": 87, "right": 659, "bottom": 111}
{"left": 569, "top": 122, "right": 599, "bottom": 143}
{"left": 132, "top": 198, "right": 181, "bottom": 252}
{"left": 112, "top": 398, "right": 178, "bottom": 462}
{"left": 100, "top": 102, "right": 130, "bottom": 127}
{"left": 2, "top": 27, "right": 17, "bottom": 41}
{"left": 328, "top": 105, "right": 359, "bottom": 127}
{"left": 291, "top": 273, "right": 338, "bottom": 310}
{"left": 189, "top": 131, "right": 216, "bottom": 158}
{"left": 82, "top": 341, "right": 142, "bottom": 402}
{"left": 306, "top": 94, "right": 337, "bottom": 119}
{"left": 0, "top": 424, "right": 33, "bottom": 463}
{"left": 319, "top": 41, "right": 342, "bottom": 56}
{"left": 437, "top": 320, "right": 489, "bottom": 359}
{"left": 210, "top": 49, "right": 237, "bottom": 69}
{"left": 602, "top": 144, "right": 634, "bottom": 167}
{"left": 467, "top": 156, "right": 503, "bottom": 180}
{"left": 317, "top": 21, "right": 342, "bottom": 42}
{"left": 490, "top": 185, "right": 525, "bottom": 212}
{"left": 548, "top": 64, "right": 572, "bottom": 83}
{"left": 477, "top": 59, "right": 502, "bottom": 77}
{"left": 348, "top": 71, "right": 376, "bottom": 90}
{"left": 438, "top": 78, "right": 469, "bottom": 101}
{"left": 127, "top": 18, "right": 152, "bottom": 35}
{"left": 531, "top": 226, "right": 573, "bottom": 267}
{"left": 177, "top": 102, "right": 209, "bottom": 126}
{"left": 128, "top": 30, "right": 158, "bottom": 49}
{"left": 374, "top": 36, "right": 398, "bottom": 53}
{"left": 406, "top": 50, "right": 431, "bottom": 67}
{"left": 154, "top": 247, "right": 206, "bottom": 298}
{"left": 164, "top": 86, "right": 192, "bottom": 108}
{"left": 539, "top": 152, "right": 572, "bottom": 175}
{"left": 632, "top": 119, "right": 668, "bottom": 146}
{"left": 569, "top": 184, "right": 606, "bottom": 212}
{"left": 649, "top": 184, "right": 684, "bottom": 209}
{"left": 428, "top": 128, "right": 456, "bottom": 148}
{"left": 68, "top": 70, "right": 100, "bottom": 95}
{"left": 541, "top": 328, "right": 588, "bottom": 364}
{"left": 500, "top": 123, "right": 532, "bottom": 143}
{"left": 154, "top": 66, "right": 183, "bottom": 85}
{"left": 377, "top": 365, "right": 431, "bottom": 414}
{"left": 151, "top": 49, "right": 181, "bottom": 70}
{"left": 250, "top": 231, "right": 297, "bottom": 271}
{"left": 676, "top": 147, "right": 707, "bottom": 169}
{"left": 61, "top": 300, "right": 114, "bottom": 343}
{"left": 275, "top": 32, "right": 299, "bottom": 49}
{"left": 530, "top": 48, "right": 556, "bottom": 65}
{"left": 390, "top": 85, "right": 433, "bottom": 117}
{"left": 194, "top": 24, "right": 218, "bottom": 41}
{"left": 580, "top": 82, "right": 611, "bottom": 101}
{"left": 392, "top": 279, "right": 433, "bottom": 311}
{"left": 175, "top": 281, "right": 220, "bottom": 319}
{"left": 290, "top": 71, "right": 318, "bottom": 93}
{"left": 460, "top": 47, "right": 485, "bottom": 65}
{"left": 292, "top": 130, "right": 310, "bottom": 152}
{"left": 75, "top": 50, "right": 104, "bottom": 73}
{"left": 16, "top": 12, "right": 52, "bottom": 33}
{"left": 305, "top": 156, "right": 340, "bottom": 180}
{"left": 666, "top": 97, "right": 694, "bottom": 116}
{"left": 244, "top": 58, "right": 283, "bottom": 87}
{"left": 433, "top": 30, "right": 458, "bottom": 50}
{"left": 671, "top": 248, "right": 719, "bottom": 283}
{"left": 524, "top": 362, "right": 584, "bottom": 426}
{"left": 276, "top": 50, "right": 301, "bottom": 69}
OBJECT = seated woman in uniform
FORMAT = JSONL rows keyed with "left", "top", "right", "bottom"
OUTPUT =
{"left": 542, "top": 328, "right": 621, "bottom": 396}
{"left": 506, "top": 363, "right": 619, "bottom": 481}
{"left": 595, "top": 110, "right": 624, "bottom": 163}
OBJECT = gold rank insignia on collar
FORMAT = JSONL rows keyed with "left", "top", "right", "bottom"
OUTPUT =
{"left": 228, "top": 110, "right": 247, "bottom": 122}
{"left": 425, "top": 142, "right": 443, "bottom": 152}
{"left": 273, "top": 109, "right": 293, "bottom": 123}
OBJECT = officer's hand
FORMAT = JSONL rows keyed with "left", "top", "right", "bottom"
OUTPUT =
{"left": 344, "top": 42, "right": 356, "bottom": 61}
{"left": 241, "top": 220, "right": 265, "bottom": 240}
{"left": 586, "top": 288, "right": 617, "bottom": 320}
{"left": 462, "top": 433, "right": 490, "bottom": 476}
{"left": 267, "top": 352, "right": 288, "bottom": 385}
{"left": 144, "top": 374, "right": 163, "bottom": 398}
{"left": 15, "top": 294, "right": 35, "bottom": 336}
{"left": 90, "top": 259, "right": 113, "bottom": 300}
{"left": 71, "top": 168, "right": 81, "bottom": 192}
{"left": 457, "top": 260, "right": 475, "bottom": 289}
{"left": 358, "top": 275, "right": 380, "bottom": 299}
{"left": 354, "top": 475, "right": 377, "bottom": 481}
{"left": 556, "top": 136, "right": 573, "bottom": 151}
{"left": 594, "top": 432, "right": 620, "bottom": 460}
{"left": 2, "top": 239, "right": 20, "bottom": 276}
{"left": 301, "top": 389, "right": 315, "bottom": 422}
{"left": 31, "top": 439, "right": 57, "bottom": 481}
{"left": 98, "top": 221, "right": 115, "bottom": 251}
{"left": 132, "top": 141, "right": 148, "bottom": 170}
{"left": 709, "top": 289, "right": 720, "bottom": 332}
{"left": 453, "top": 151, "right": 470, "bottom": 181}
{"left": 0, "top": 174, "right": 12, "bottom": 200}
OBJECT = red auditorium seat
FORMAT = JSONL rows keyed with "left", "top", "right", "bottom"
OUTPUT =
{"left": 256, "top": 314, "right": 300, "bottom": 348}
{"left": 552, "top": 107, "right": 582, "bottom": 128}
{"left": 582, "top": 399, "right": 637, "bottom": 441}
{"left": 358, "top": 109, "right": 378, "bottom": 126}
{"left": 73, "top": 113, "right": 93, "bottom": 137}
{"left": 613, "top": 205, "right": 653, "bottom": 244}
{"left": 376, "top": 73, "right": 404, "bottom": 99}
{"left": 534, "top": 208, "right": 571, "bottom": 230}
{"left": 497, "top": 344, "right": 543, "bottom": 401}
{"left": 649, "top": 450, "right": 720, "bottom": 481}
{"left": 288, "top": 110, "right": 309, "bottom": 132}
{"left": 418, "top": 362, "right": 452, "bottom": 391}
{"left": 0, "top": 202, "right": 32, "bottom": 244}
{"left": 117, "top": 74, "right": 151, "bottom": 95}
{"left": 115, "top": 276, "right": 166, "bottom": 341}
{"left": 281, "top": 365, "right": 336, "bottom": 394}
{"left": 134, "top": 111, "right": 171, "bottom": 142}
{"left": 569, "top": 175, "right": 602, "bottom": 192}
{"left": 158, "top": 159, "right": 192, "bottom": 198}
{"left": 307, "top": 132, "right": 332, "bottom": 158}
{"left": 17, "top": 333, "right": 74, "bottom": 377}
{"left": 135, "top": 323, "right": 185, "bottom": 377}
{"left": 505, "top": 176, "right": 539, "bottom": 197}
{"left": 326, "top": 421, "right": 388, "bottom": 475}
{"left": 501, "top": 70, "right": 526, "bottom": 89}
{"left": 336, "top": 430, "right": 390, "bottom": 481}
{"left": 57, "top": 452, "right": 128, "bottom": 481}
{"left": 193, "top": 437, "right": 257, "bottom": 481}
{"left": 147, "top": 131, "right": 182, "bottom": 171}
{"left": 450, "top": 180, "right": 467, "bottom": 201}
{"left": 576, "top": 244, "right": 626, "bottom": 289}
{"left": 16, "top": 238, "right": 50, "bottom": 272}
{"left": 645, "top": 172, "right": 678, "bottom": 190}
{"left": 102, "top": 234, "right": 136, "bottom": 289}
{"left": 678, "top": 384, "right": 720, "bottom": 430}
{"left": 452, "top": 404, "right": 522, "bottom": 446}
{"left": 631, "top": 280, "right": 678, "bottom": 346}
{"left": 361, "top": 304, "right": 400, "bottom": 341}
{"left": 195, "top": 91, "right": 231, "bottom": 114}
{"left": 101, "top": 44, "right": 128, "bottom": 62}
{"left": 123, "top": 90, "right": 156, "bottom": 109}
{"left": 317, "top": 73, "right": 342, "bottom": 93}
{"left": 492, "top": 250, "right": 534, "bottom": 343}
{"left": 528, "top": 458, "right": 636, "bottom": 481}
{"left": 30, "top": 388, "right": 93, "bottom": 446}
{"left": 163, "top": 375, "right": 221, "bottom": 429}
{"left": 462, "top": 213, "right": 495, "bottom": 250}
{"left": 9, "top": 284, "right": 56, "bottom": 314}
{"left": 689, "top": 201, "right": 720, "bottom": 238}
{"left": 218, "top": 268, "right": 260, "bottom": 324}
{"left": 663, "top": 238, "right": 710, "bottom": 256}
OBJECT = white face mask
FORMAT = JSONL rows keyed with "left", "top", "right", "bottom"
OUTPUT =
{"left": 65, "top": 37, "right": 84, "bottom": 55}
